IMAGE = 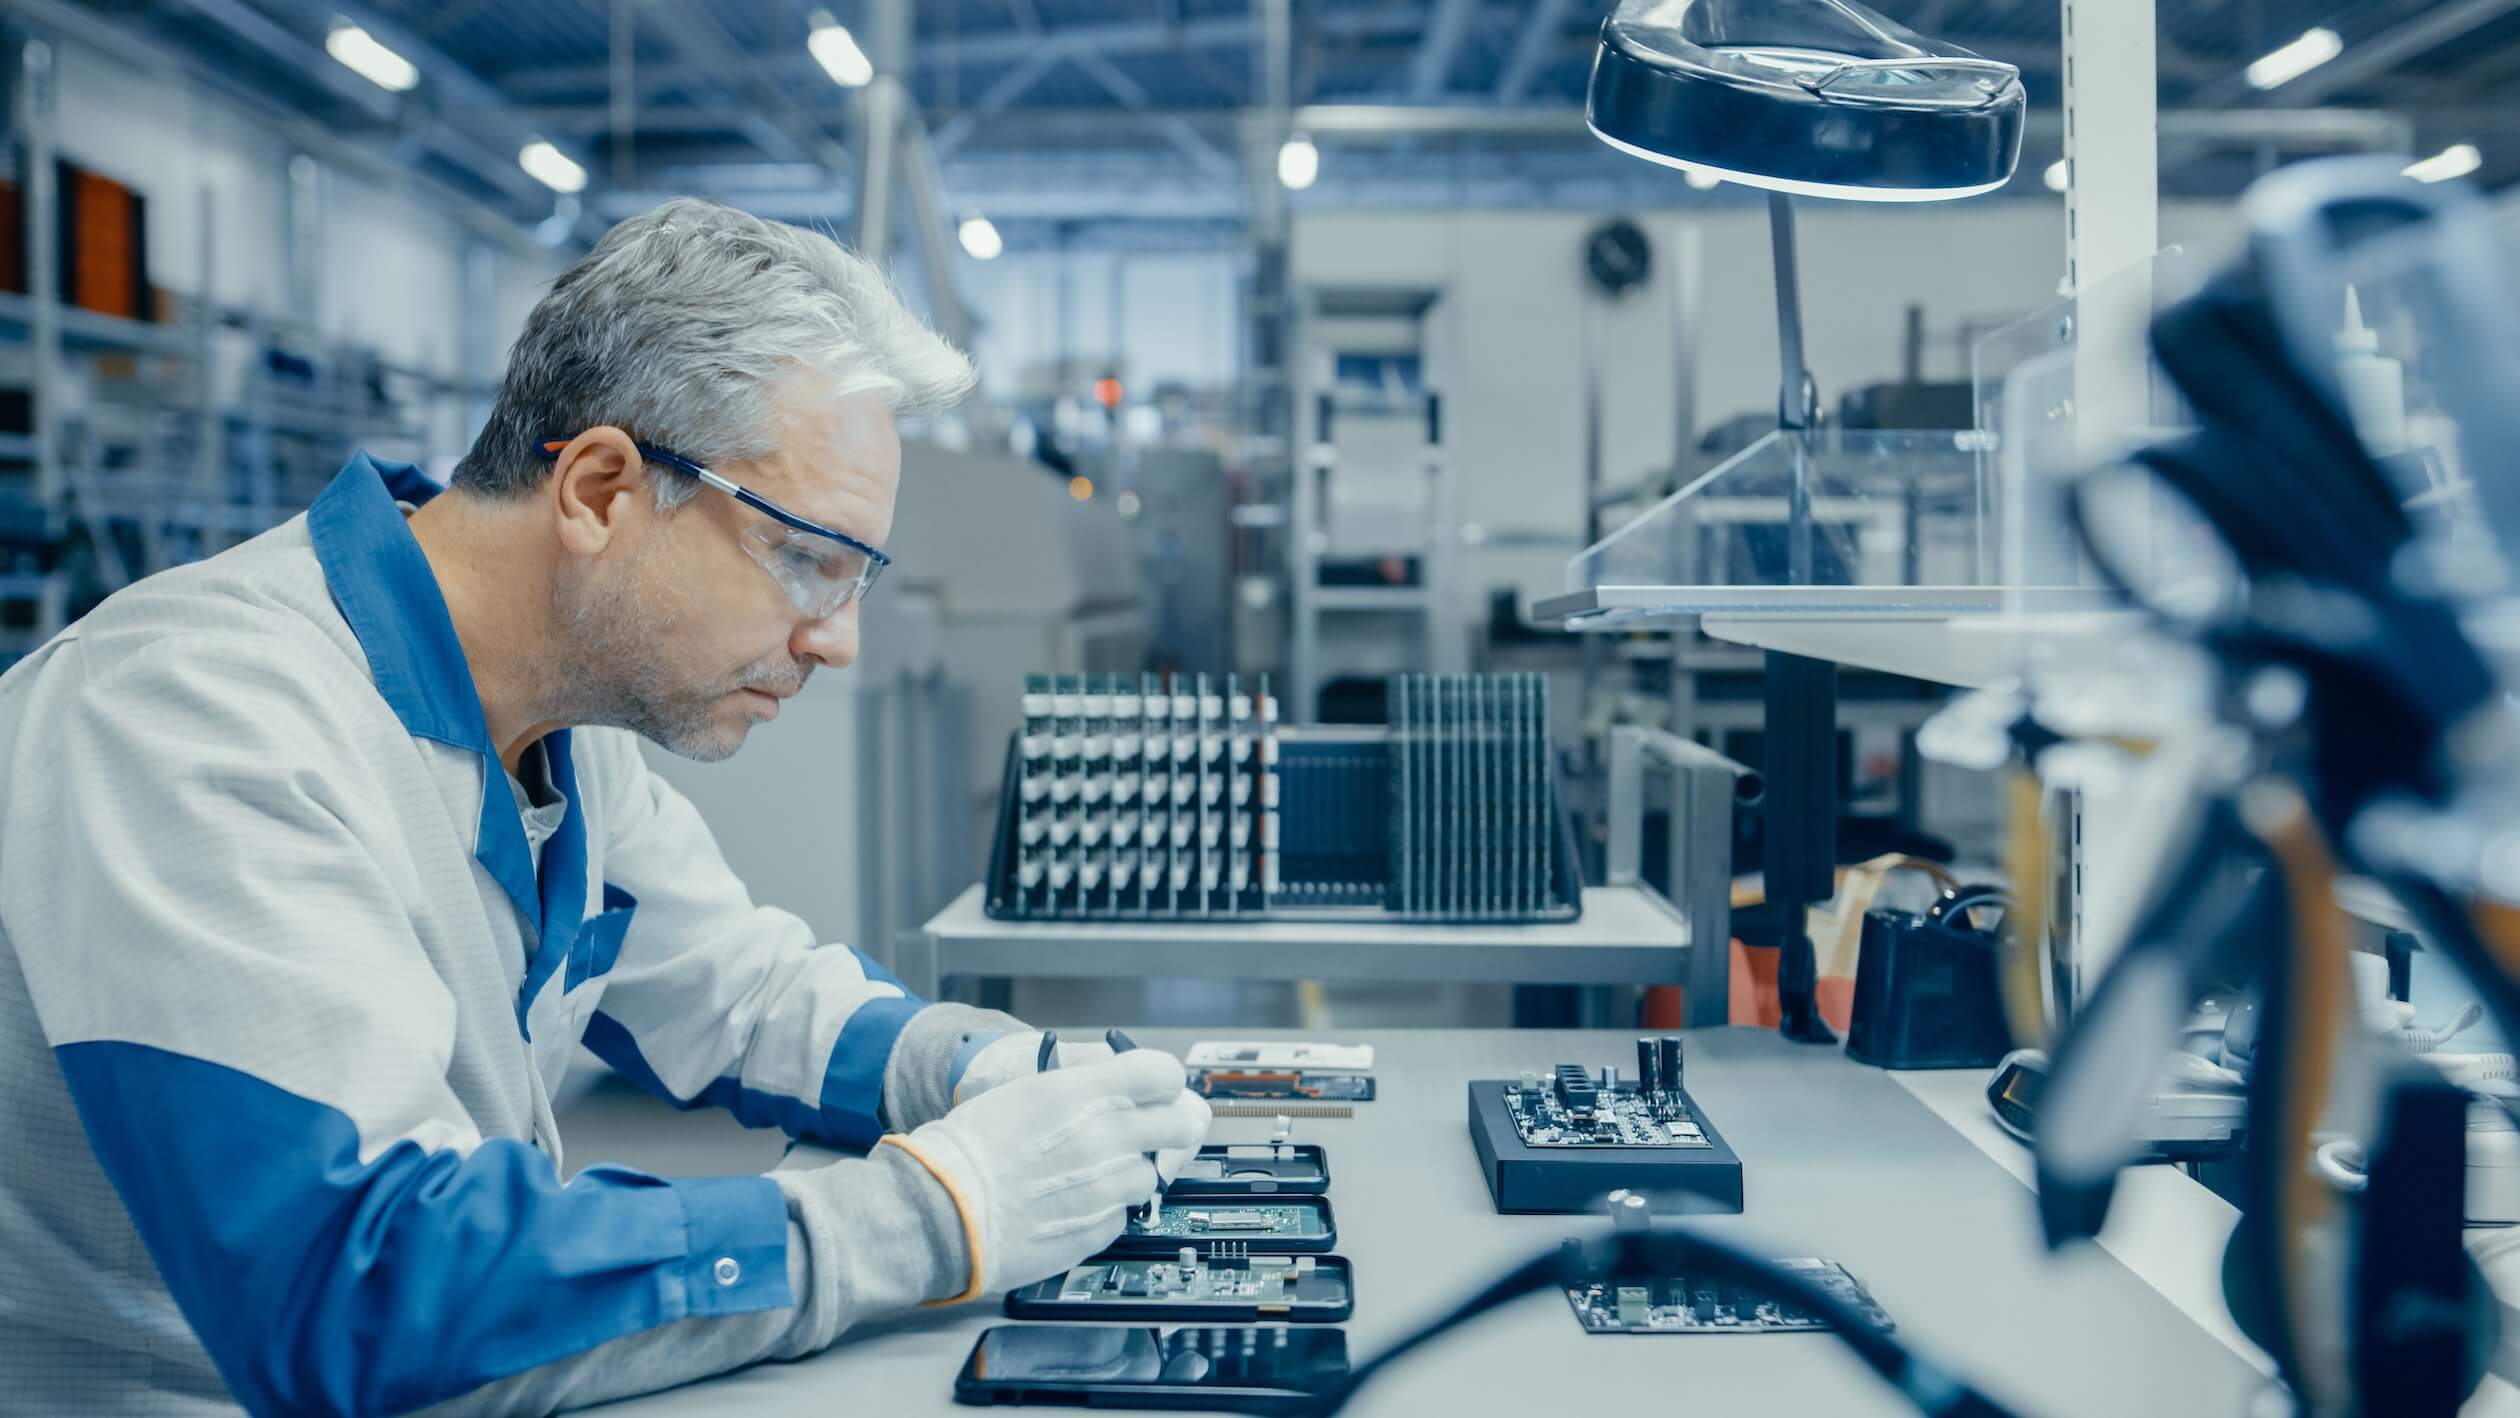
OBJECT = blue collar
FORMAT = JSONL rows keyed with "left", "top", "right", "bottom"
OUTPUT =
{"left": 306, "top": 454, "right": 589, "bottom": 1034}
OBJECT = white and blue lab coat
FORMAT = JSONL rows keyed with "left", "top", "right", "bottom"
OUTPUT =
{"left": 0, "top": 454, "right": 976, "bottom": 1414}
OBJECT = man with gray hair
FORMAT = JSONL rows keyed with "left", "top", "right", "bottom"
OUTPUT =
{"left": 0, "top": 198, "right": 1207, "bottom": 1415}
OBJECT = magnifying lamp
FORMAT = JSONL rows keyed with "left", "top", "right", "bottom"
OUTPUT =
{"left": 1582, "top": 0, "right": 2025, "bottom": 1047}
{"left": 1588, "top": 0, "right": 2026, "bottom": 203}
{"left": 1586, "top": 0, "right": 2025, "bottom": 426}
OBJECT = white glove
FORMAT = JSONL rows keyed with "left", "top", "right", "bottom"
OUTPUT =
{"left": 953, "top": 1030, "right": 1116, "bottom": 1105}
{"left": 955, "top": 1033, "right": 1201, "bottom": 1186}
{"left": 881, "top": 1049, "right": 1212, "bottom": 1300}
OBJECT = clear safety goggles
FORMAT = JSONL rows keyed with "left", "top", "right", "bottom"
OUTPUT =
{"left": 537, "top": 437, "right": 890, "bottom": 618}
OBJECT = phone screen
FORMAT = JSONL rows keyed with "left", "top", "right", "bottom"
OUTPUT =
{"left": 959, "top": 1324, "right": 1349, "bottom": 1405}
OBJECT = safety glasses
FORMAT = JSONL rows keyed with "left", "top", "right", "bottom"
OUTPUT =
{"left": 536, "top": 437, "right": 890, "bottom": 618}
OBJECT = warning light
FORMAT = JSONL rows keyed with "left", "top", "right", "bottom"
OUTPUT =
{"left": 1069, "top": 476, "right": 1094, "bottom": 501}
{"left": 1092, "top": 377, "right": 1124, "bottom": 408}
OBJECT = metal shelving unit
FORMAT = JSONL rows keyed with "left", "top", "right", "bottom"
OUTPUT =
{"left": 0, "top": 35, "right": 489, "bottom": 668}
{"left": 1284, "top": 283, "right": 1464, "bottom": 722}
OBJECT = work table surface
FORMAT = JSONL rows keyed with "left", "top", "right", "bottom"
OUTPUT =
{"left": 564, "top": 1027, "right": 2265, "bottom": 1417}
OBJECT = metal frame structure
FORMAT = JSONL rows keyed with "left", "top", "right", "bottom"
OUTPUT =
{"left": 0, "top": 17, "right": 498, "bottom": 663}
{"left": 1283, "top": 282, "right": 1463, "bottom": 724}
{"left": 1603, "top": 725, "right": 1758, "bottom": 1027}
{"left": 9, "top": 1, "right": 2503, "bottom": 258}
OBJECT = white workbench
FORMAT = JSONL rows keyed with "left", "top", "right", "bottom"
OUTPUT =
{"left": 890, "top": 885, "right": 1698, "bottom": 1003}
{"left": 564, "top": 1028, "right": 2270, "bottom": 1417}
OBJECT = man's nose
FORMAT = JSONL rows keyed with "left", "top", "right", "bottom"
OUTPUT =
{"left": 793, "top": 602, "right": 859, "bottom": 670}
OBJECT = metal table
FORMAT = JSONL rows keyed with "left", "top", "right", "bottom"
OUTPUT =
{"left": 581, "top": 1028, "right": 2266, "bottom": 1418}
{"left": 891, "top": 885, "right": 1699, "bottom": 1005}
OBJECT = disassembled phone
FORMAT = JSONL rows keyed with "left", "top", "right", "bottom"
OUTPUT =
{"left": 1184, "top": 1041, "right": 1373, "bottom": 1073}
{"left": 1192, "top": 1068, "right": 1377, "bottom": 1103}
{"left": 1106, "top": 1196, "right": 1337, "bottom": 1255}
{"left": 954, "top": 1324, "right": 1350, "bottom": 1412}
{"left": 1166, "top": 1142, "right": 1330, "bottom": 1198}
{"left": 1005, "top": 1250, "right": 1354, "bottom": 1323}
{"left": 1565, "top": 1256, "right": 1894, "bottom": 1335}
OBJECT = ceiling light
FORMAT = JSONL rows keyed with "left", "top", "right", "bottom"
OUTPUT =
{"left": 325, "top": 22, "right": 419, "bottom": 93}
{"left": 1277, "top": 134, "right": 1319, "bottom": 191}
{"left": 808, "top": 11, "right": 875, "bottom": 87}
{"left": 2044, "top": 159, "right": 2068, "bottom": 192}
{"left": 2245, "top": 28, "right": 2342, "bottom": 91}
{"left": 517, "top": 140, "right": 587, "bottom": 194}
{"left": 1683, "top": 167, "right": 1721, "bottom": 190}
{"left": 958, "top": 215, "right": 1003, "bottom": 260}
{"left": 2403, "top": 143, "right": 2482, "bottom": 184}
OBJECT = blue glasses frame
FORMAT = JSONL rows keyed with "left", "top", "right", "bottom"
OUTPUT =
{"left": 535, "top": 436, "right": 892, "bottom": 614}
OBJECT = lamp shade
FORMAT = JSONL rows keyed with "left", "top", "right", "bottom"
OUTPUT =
{"left": 1587, "top": 0, "right": 2026, "bottom": 202}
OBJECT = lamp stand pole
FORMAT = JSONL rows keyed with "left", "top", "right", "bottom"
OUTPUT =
{"left": 1758, "top": 190, "right": 1840, "bottom": 1046}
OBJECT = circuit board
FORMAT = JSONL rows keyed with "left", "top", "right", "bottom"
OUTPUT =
{"left": 1120, "top": 1201, "right": 1332, "bottom": 1247}
{"left": 1565, "top": 1259, "right": 1894, "bottom": 1335}
{"left": 1020, "top": 1253, "right": 1348, "bottom": 1310}
{"left": 1507, "top": 1066, "right": 1710, "bottom": 1149}
{"left": 1191, "top": 1069, "right": 1377, "bottom": 1103}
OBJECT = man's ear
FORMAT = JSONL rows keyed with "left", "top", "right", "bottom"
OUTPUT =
{"left": 549, "top": 427, "right": 647, "bottom": 556}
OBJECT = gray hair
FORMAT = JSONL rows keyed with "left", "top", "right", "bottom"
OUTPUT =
{"left": 453, "top": 197, "right": 976, "bottom": 507}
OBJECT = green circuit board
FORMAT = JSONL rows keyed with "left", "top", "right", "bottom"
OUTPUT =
{"left": 1125, "top": 1202, "right": 1330, "bottom": 1243}
{"left": 1029, "top": 1254, "right": 1348, "bottom": 1309}
{"left": 1566, "top": 1258, "right": 1894, "bottom": 1335}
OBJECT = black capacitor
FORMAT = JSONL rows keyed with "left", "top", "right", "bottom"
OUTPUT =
{"left": 1636, "top": 1037, "right": 1660, "bottom": 1098}
{"left": 1659, "top": 1036, "right": 1684, "bottom": 1095}
{"left": 1609, "top": 1190, "right": 1651, "bottom": 1234}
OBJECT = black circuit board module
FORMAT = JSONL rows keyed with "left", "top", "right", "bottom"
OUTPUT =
{"left": 1566, "top": 1259, "right": 1895, "bottom": 1335}
{"left": 1039, "top": 1252, "right": 1345, "bottom": 1307}
{"left": 1168, "top": 1144, "right": 1329, "bottom": 1193}
{"left": 1508, "top": 1062, "right": 1711, "bottom": 1149}
{"left": 1127, "top": 1202, "right": 1330, "bottom": 1243}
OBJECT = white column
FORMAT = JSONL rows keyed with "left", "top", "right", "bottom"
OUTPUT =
{"left": 2059, "top": 0, "right": 2159, "bottom": 993}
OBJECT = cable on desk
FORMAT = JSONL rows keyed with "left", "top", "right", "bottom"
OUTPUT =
{"left": 1295, "top": 1225, "right": 2019, "bottom": 1418}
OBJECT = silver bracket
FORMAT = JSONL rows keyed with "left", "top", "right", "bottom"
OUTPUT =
{"left": 1606, "top": 725, "right": 1761, "bottom": 1027}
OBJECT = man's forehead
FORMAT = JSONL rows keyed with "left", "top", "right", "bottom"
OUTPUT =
{"left": 753, "top": 381, "right": 898, "bottom": 533}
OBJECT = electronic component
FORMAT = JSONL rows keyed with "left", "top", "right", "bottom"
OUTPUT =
{"left": 1003, "top": 1252, "right": 1353, "bottom": 1323}
{"left": 1468, "top": 1046, "right": 1743, "bottom": 1214}
{"left": 1214, "top": 1101, "right": 1353, "bottom": 1120}
{"left": 985, "top": 673, "right": 1581, "bottom": 924}
{"left": 1192, "top": 1069, "right": 1376, "bottom": 1103}
{"left": 1166, "top": 1141, "right": 1329, "bottom": 1197}
{"left": 1565, "top": 1256, "right": 1893, "bottom": 1335}
{"left": 1517, "top": 1052, "right": 1709, "bottom": 1148}
{"left": 1106, "top": 1197, "right": 1337, "bottom": 1255}
{"left": 1185, "top": 1041, "right": 1374, "bottom": 1072}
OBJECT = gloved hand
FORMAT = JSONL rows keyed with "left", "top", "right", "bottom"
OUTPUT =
{"left": 882, "top": 1049, "right": 1212, "bottom": 1300}
{"left": 953, "top": 1030, "right": 1116, "bottom": 1105}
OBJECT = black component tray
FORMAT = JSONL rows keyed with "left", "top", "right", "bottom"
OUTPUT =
{"left": 981, "top": 732, "right": 1586, "bottom": 925}
{"left": 1467, "top": 1080, "right": 1744, "bottom": 1215}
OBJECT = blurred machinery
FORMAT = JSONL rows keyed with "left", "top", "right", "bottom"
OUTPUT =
{"left": 1288, "top": 283, "right": 1464, "bottom": 724}
{"left": 1108, "top": 443, "right": 1234, "bottom": 675}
